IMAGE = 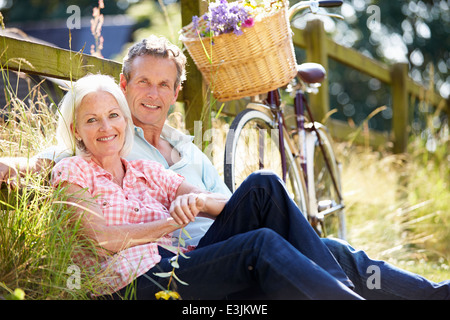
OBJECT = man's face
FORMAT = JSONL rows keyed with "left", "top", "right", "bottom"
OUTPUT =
{"left": 120, "top": 55, "right": 180, "bottom": 131}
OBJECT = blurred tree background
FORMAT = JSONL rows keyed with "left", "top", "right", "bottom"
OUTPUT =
{"left": 291, "top": 0, "right": 449, "bottom": 135}
{"left": 1, "top": 0, "right": 126, "bottom": 21}
{"left": 1, "top": 0, "right": 448, "bottom": 133}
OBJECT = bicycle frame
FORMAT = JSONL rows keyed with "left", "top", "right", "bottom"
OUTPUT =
{"left": 263, "top": 86, "right": 331, "bottom": 191}
{"left": 260, "top": 77, "right": 343, "bottom": 233}
{"left": 225, "top": 0, "right": 346, "bottom": 236}
{"left": 266, "top": 89, "right": 288, "bottom": 182}
{"left": 265, "top": 0, "right": 344, "bottom": 199}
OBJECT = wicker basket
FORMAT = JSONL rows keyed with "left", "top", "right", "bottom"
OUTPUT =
{"left": 180, "top": 1, "right": 297, "bottom": 102}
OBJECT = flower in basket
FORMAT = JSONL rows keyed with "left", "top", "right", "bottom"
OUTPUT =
{"left": 190, "top": 0, "right": 283, "bottom": 38}
{"left": 180, "top": 0, "right": 295, "bottom": 102}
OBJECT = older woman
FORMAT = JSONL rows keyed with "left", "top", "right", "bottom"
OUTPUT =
{"left": 52, "top": 74, "right": 366, "bottom": 299}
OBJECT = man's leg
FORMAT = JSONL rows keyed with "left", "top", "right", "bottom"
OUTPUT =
{"left": 197, "top": 171, "right": 353, "bottom": 289}
{"left": 129, "top": 229, "right": 363, "bottom": 300}
{"left": 322, "top": 237, "right": 450, "bottom": 300}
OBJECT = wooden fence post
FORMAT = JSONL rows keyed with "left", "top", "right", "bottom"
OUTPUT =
{"left": 447, "top": 98, "right": 450, "bottom": 132}
{"left": 390, "top": 63, "right": 409, "bottom": 153}
{"left": 304, "top": 19, "right": 329, "bottom": 123}
{"left": 180, "top": 0, "right": 208, "bottom": 136}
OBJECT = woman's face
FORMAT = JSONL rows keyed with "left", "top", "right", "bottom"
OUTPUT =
{"left": 74, "top": 91, "right": 127, "bottom": 160}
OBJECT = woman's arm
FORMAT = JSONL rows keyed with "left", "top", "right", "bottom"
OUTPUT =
{"left": 169, "top": 181, "right": 230, "bottom": 225}
{"left": 63, "top": 182, "right": 185, "bottom": 253}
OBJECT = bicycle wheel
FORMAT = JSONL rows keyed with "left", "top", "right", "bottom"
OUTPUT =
{"left": 305, "top": 123, "right": 346, "bottom": 239}
{"left": 224, "top": 108, "right": 308, "bottom": 216}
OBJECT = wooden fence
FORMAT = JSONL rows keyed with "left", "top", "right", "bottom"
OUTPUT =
{"left": 0, "top": 34, "right": 122, "bottom": 82}
{"left": 1, "top": 5, "right": 449, "bottom": 154}
{"left": 292, "top": 19, "right": 448, "bottom": 153}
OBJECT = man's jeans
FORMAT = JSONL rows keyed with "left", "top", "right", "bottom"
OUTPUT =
{"left": 120, "top": 171, "right": 362, "bottom": 300}
{"left": 322, "top": 237, "right": 450, "bottom": 299}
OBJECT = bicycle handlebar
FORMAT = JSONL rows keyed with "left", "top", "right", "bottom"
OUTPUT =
{"left": 317, "top": 0, "right": 344, "bottom": 8}
{"left": 289, "top": 0, "right": 344, "bottom": 21}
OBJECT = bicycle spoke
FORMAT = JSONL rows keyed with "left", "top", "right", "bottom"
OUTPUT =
{"left": 224, "top": 109, "right": 308, "bottom": 217}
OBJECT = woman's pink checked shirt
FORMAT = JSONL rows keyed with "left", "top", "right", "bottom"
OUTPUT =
{"left": 52, "top": 156, "right": 185, "bottom": 295}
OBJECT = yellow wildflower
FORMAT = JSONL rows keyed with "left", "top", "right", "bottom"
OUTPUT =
{"left": 155, "top": 290, "right": 181, "bottom": 300}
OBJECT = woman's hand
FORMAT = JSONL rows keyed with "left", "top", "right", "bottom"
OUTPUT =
{"left": 171, "top": 180, "right": 230, "bottom": 225}
{"left": 169, "top": 193, "right": 207, "bottom": 226}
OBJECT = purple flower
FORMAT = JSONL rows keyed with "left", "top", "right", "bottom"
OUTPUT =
{"left": 192, "top": 0, "right": 253, "bottom": 37}
{"left": 192, "top": 15, "right": 200, "bottom": 30}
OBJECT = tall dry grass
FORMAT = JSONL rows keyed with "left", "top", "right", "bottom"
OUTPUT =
{"left": 337, "top": 134, "right": 449, "bottom": 282}
{"left": 0, "top": 72, "right": 102, "bottom": 300}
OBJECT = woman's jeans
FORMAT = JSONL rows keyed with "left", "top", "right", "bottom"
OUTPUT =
{"left": 116, "top": 171, "right": 362, "bottom": 300}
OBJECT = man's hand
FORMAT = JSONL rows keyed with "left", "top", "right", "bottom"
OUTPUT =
{"left": 169, "top": 193, "right": 207, "bottom": 226}
{"left": 0, "top": 157, "right": 54, "bottom": 189}
{"left": 0, "top": 162, "right": 19, "bottom": 189}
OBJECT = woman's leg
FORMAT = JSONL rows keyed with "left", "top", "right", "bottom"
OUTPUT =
{"left": 197, "top": 171, "right": 353, "bottom": 289}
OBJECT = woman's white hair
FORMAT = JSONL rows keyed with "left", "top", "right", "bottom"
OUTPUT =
{"left": 56, "top": 74, "right": 134, "bottom": 157}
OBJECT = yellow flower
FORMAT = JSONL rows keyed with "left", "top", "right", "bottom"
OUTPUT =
{"left": 168, "top": 291, "right": 181, "bottom": 300}
{"left": 244, "top": 3, "right": 257, "bottom": 10}
{"left": 155, "top": 291, "right": 170, "bottom": 300}
{"left": 155, "top": 290, "right": 181, "bottom": 300}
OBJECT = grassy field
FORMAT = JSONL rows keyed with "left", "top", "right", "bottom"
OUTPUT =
{"left": 189, "top": 113, "right": 450, "bottom": 283}
{"left": 0, "top": 75, "right": 448, "bottom": 299}
{"left": 337, "top": 138, "right": 449, "bottom": 283}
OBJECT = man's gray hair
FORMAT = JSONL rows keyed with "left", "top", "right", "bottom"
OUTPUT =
{"left": 122, "top": 35, "right": 187, "bottom": 89}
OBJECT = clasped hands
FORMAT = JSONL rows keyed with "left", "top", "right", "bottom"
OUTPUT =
{"left": 169, "top": 193, "right": 207, "bottom": 227}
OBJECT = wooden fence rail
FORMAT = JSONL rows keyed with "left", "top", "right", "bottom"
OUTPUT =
{"left": 0, "top": 34, "right": 122, "bottom": 82}
{"left": 1, "top": 9, "right": 449, "bottom": 154}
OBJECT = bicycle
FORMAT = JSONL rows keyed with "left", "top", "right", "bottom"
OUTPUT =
{"left": 223, "top": 0, "right": 346, "bottom": 239}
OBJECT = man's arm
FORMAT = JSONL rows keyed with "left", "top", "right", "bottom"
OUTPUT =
{"left": 0, "top": 157, "right": 54, "bottom": 186}
{"left": 0, "top": 145, "right": 72, "bottom": 186}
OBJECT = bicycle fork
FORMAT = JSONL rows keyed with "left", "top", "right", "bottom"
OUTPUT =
{"left": 298, "top": 92, "right": 343, "bottom": 203}
{"left": 293, "top": 89, "right": 344, "bottom": 235}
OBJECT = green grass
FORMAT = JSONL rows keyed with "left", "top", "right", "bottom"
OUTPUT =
{"left": 0, "top": 75, "right": 101, "bottom": 300}
{"left": 0, "top": 183, "right": 96, "bottom": 300}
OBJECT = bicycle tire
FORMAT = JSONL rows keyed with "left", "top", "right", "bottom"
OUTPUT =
{"left": 305, "top": 123, "right": 346, "bottom": 239}
{"left": 224, "top": 108, "right": 308, "bottom": 216}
